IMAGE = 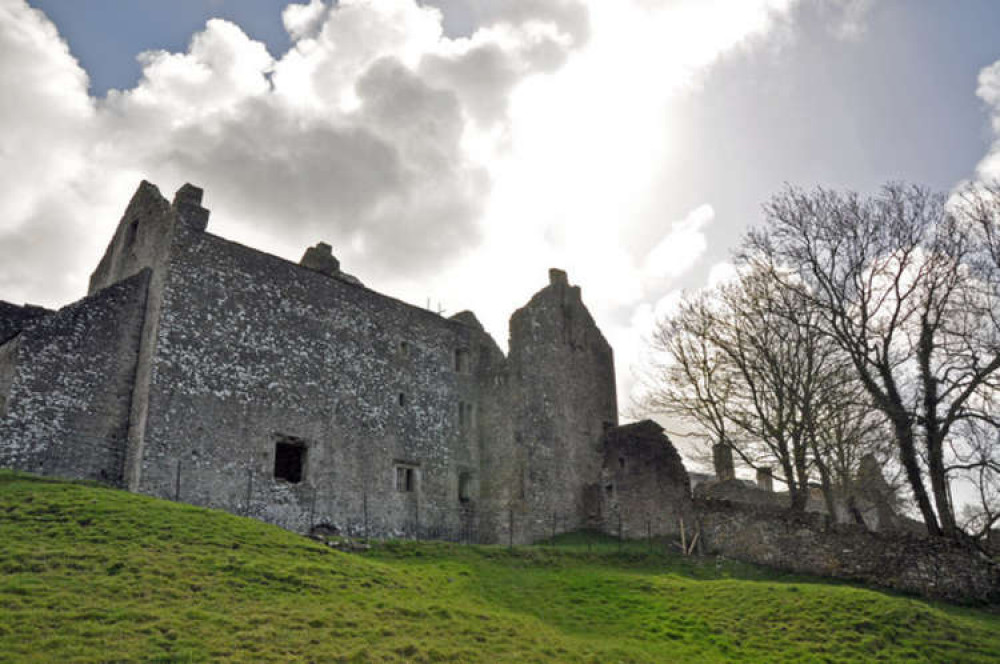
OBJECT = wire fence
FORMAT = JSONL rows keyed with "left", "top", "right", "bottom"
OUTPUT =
{"left": 231, "top": 469, "right": 702, "bottom": 555}
{"left": 3, "top": 435, "right": 702, "bottom": 554}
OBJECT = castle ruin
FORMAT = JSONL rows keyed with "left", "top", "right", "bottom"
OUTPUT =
{"left": 3, "top": 181, "right": 998, "bottom": 602}
{"left": 0, "top": 181, "right": 630, "bottom": 544}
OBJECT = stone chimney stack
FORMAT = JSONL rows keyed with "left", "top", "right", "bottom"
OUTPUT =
{"left": 300, "top": 242, "right": 341, "bottom": 276}
{"left": 172, "top": 183, "right": 210, "bottom": 231}
{"left": 712, "top": 443, "right": 734, "bottom": 482}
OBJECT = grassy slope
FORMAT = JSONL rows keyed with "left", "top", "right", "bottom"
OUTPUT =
{"left": 0, "top": 472, "right": 997, "bottom": 663}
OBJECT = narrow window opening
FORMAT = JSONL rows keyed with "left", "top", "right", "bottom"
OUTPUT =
{"left": 0, "top": 338, "right": 21, "bottom": 418}
{"left": 454, "top": 348, "right": 469, "bottom": 373}
{"left": 126, "top": 217, "right": 140, "bottom": 245}
{"left": 399, "top": 340, "right": 410, "bottom": 357}
{"left": 458, "top": 472, "right": 473, "bottom": 503}
{"left": 458, "top": 401, "right": 476, "bottom": 432}
{"left": 274, "top": 439, "right": 307, "bottom": 484}
{"left": 398, "top": 392, "right": 406, "bottom": 407}
{"left": 395, "top": 465, "right": 416, "bottom": 492}
{"left": 618, "top": 456, "right": 626, "bottom": 470}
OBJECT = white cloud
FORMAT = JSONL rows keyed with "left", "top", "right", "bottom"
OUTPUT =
{"left": 707, "top": 260, "right": 738, "bottom": 288}
{"left": 975, "top": 59, "right": 1000, "bottom": 182}
{"left": 282, "top": 0, "right": 327, "bottom": 41}
{"left": 0, "top": 0, "right": 93, "bottom": 231}
{"left": 644, "top": 204, "right": 715, "bottom": 280}
{"left": 825, "top": 0, "right": 874, "bottom": 41}
{"left": 1, "top": 0, "right": 802, "bottom": 373}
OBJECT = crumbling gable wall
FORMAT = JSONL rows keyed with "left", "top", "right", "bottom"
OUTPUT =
{"left": 85, "top": 181, "right": 213, "bottom": 491}
{"left": 0, "top": 270, "right": 150, "bottom": 484}
{"left": 507, "top": 269, "right": 618, "bottom": 542}
{"left": 595, "top": 420, "right": 694, "bottom": 538}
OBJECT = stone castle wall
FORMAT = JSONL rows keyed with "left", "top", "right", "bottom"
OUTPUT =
{"left": 507, "top": 270, "right": 618, "bottom": 542}
{"left": 0, "top": 302, "right": 51, "bottom": 345}
{"left": 0, "top": 271, "right": 150, "bottom": 484}
{"left": 136, "top": 220, "right": 498, "bottom": 537}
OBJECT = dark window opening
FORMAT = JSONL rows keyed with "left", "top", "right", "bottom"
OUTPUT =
{"left": 274, "top": 439, "right": 306, "bottom": 484}
{"left": 605, "top": 483, "right": 614, "bottom": 494}
{"left": 126, "top": 217, "right": 140, "bottom": 245}
{"left": 396, "top": 465, "right": 415, "bottom": 492}
{"left": 398, "top": 392, "right": 406, "bottom": 407}
{"left": 618, "top": 456, "right": 626, "bottom": 470}
{"left": 458, "top": 472, "right": 473, "bottom": 503}
{"left": 399, "top": 340, "right": 410, "bottom": 357}
{"left": 458, "top": 401, "right": 475, "bottom": 431}
{"left": 454, "top": 348, "right": 469, "bottom": 373}
{"left": 0, "top": 338, "right": 21, "bottom": 418}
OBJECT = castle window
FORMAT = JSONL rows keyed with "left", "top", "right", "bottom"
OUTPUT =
{"left": 395, "top": 465, "right": 416, "bottom": 493}
{"left": 454, "top": 348, "right": 470, "bottom": 373}
{"left": 618, "top": 456, "right": 626, "bottom": 470}
{"left": 274, "top": 437, "right": 307, "bottom": 484}
{"left": 458, "top": 472, "right": 473, "bottom": 503}
{"left": 126, "top": 216, "right": 140, "bottom": 246}
{"left": 458, "top": 401, "right": 475, "bottom": 431}
{"left": 398, "top": 392, "right": 407, "bottom": 407}
{"left": 399, "top": 340, "right": 410, "bottom": 357}
{"left": 0, "top": 338, "right": 21, "bottom": 418}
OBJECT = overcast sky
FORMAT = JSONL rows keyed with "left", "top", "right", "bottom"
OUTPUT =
{"left": 3, "top": 0, "right": 1000, "bottom": 423}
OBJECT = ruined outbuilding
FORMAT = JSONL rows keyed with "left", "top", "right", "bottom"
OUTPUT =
{"left": 590, "top": 420, "right": 694, "bottom": 537}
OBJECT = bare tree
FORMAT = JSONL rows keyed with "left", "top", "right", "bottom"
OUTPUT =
{"left": 745, "top": 183, "right": 1000, "bottom": 538}
{"left": 640, "top": 292, "right": 736, "bottom": 456}
{"left": 639, "top": 267, "right": 881, "bottom": 512}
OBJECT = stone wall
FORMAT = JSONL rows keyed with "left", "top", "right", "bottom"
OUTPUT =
{"left": 595, "top": 420, "right": 694, "bottom": 538}
{"left": 0, "top": 302, "right": 51, "bottom": 345}
{"left": 696, "top": 498, "right": 1000, "bottom": 604}
{"left": 507, "top": 269, "right": 618, "bottom": 542}
{"left": 133, "top": 221, "right": 503, "bottom": 538}
{"left": 0, "top": 271, "right": 150, "bottom": 484}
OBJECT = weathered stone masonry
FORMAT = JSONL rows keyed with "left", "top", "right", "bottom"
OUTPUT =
{"left": 0, "top": 181, "right": 618, "bottom": 544}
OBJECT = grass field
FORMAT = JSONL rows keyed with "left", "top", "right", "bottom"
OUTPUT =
{"left": 1, "top": 471, "right": 998, "bottom": 663}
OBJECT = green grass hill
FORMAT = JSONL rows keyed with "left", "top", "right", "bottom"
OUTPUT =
{"left": 1, "top": 471, "right": 998, "bottom": 663}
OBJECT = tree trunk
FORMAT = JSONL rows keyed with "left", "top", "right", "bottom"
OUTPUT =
{"left": 792, "top": 444, "right": 811, "bottom": 513}
{"left": 926, "top": 433, "right": 956, "bottom": 536}
{"left": 779, "top": 456, "right": 806, "bottom": 512}
{"left": 894, "top": 417, "right": 941, "bottom": 536}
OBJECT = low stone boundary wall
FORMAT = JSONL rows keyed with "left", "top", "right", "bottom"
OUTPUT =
{"left": 695, "top": 498, "right": 1000, "bottom": 604}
